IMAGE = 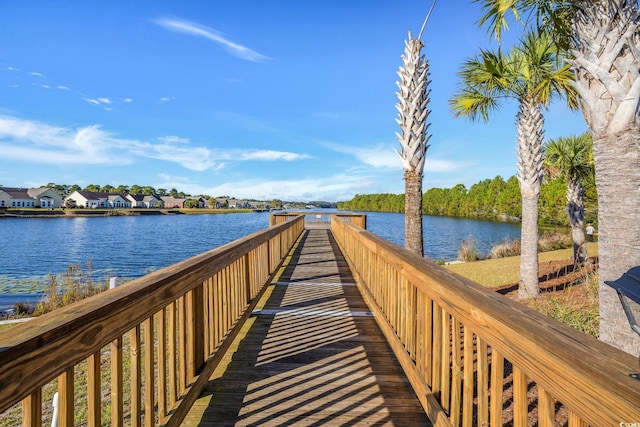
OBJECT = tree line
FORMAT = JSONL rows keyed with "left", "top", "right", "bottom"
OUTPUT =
{"left": 45, "top": 183, "right": 188, "bottom": 198}
{"left": 338, "top": 174, "right": 597, "bottom": 227}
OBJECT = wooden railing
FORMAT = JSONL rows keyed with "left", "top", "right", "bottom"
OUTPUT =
{"left": 331, "top": 216, "right": 640, "bottom": 427}
{"left": 270, "top": 211, "right": 366, "bottom": 229}
{"left": 0, "top": 216, "right": 304, "bottom": 427}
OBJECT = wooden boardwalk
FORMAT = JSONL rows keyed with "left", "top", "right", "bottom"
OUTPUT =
{"left": 183, "top": 228, "right": 431, "bottom": 426}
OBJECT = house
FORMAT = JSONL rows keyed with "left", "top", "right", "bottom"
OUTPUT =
{"left": 127, "top": 194, "right": 163, "bottom": 208}
{"left": 160, "top": 196, "right": 186, "bottom": 209}
{"left": 28, "top": 187, "right": 64, "bottom": 208}
{"left": 65, "top": 191, "right": 132, "bottom": 209}
{"left": 228, "top": 199, "right": 251, "bottom": 209}
{"left": 0, "top": 186, "right": 63, "bottom": 208}
{"left": 188, "top": 197, "right": 206, "bottom": 208}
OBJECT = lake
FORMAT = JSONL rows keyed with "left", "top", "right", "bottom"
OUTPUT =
{"left": 0, "top": 211, "right": 521, "bottom": 295}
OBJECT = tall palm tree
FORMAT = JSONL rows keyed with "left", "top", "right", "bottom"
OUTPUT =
{"left": 394, "top": 11, "right": 434, "bottom": 257}
{"left": 544, "top": 133, "right": 594, "bottom": 264}
{"left": 474, "top": 0, "right": 640, "bottom": 359}
{"left": 450, "top": 31, "right": 578, "bottom": 299}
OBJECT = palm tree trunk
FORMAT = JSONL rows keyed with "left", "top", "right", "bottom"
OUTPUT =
{"left": 571, "top": 0, "right": 640, "bottom": 354}
{"left": 594, "top": 128, "right": 640, "bottom": 354}
{"left": 405, "top": 170, "right": 424, "bottom": 256}
{"left": 566, "top": 179, "right": 588, "bottom": 264}
{"left": 516, "top": 97, "right": 544, "bottom": 299}
{"left": 519, "top": 195, "right": 539, "bottom": 299}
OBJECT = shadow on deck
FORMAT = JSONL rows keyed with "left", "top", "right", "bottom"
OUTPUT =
{"left": 184, "top": 229, "right": 431, "bottom": 426}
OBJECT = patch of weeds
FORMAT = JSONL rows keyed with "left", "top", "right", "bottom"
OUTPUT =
{"left": 532, "top": 271, "right": 599, "bottom": 337}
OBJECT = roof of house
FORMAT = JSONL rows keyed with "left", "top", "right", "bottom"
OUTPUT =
{"left": 0, "top": 187, "right": 32, "bottom": 198}
{"left": 73, "top": 191, "right": 127, "bottom": 201}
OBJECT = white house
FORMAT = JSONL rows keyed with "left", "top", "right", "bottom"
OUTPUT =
{"left": 0, "top": 187, "right": 63, "bottom": 208}
{"left": 27, "top": 187, "right": 63, "bottom": 208}
{"left": 126, "top": 194, "right": 163, "bottom": 208}
{"left": 65, "top": 191, "right": 132, "bottom": 209}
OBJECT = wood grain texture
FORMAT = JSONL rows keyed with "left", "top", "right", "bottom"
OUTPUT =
{"left": 0, "top": 217, "right": 304, "bottom": 423}
{"left": 184, "top": 229, "right": 432, "bottom": 426}
{"left": 331, "top": 216, "right": 640, "bottom": 426}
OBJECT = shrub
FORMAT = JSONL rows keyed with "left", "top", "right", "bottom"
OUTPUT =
{"left": 458, "top": 235, "right": 480, "bottom": 262}
{"left": 490, "top": 237, "right": 521, "bottom": 259}
{"left": 531, "top": 271, "right": 599, "bottom": 337}
{"left": 538, "top": 229, "right": 572, "bottom": 252}
{"left": 33, "top": 261, "right": 107, "bottom": 316}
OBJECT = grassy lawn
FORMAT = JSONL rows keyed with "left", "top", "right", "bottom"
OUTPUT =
{"left": 445, "top": 242, "right": 598, "bottom": 288}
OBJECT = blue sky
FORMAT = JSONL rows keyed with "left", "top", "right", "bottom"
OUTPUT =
{"left": 0, "top": 1, "right": 587, "bottom": 202}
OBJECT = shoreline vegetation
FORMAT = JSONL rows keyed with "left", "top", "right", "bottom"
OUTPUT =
{"left": 337, "top": 174, "right": 598, "bottom": 227}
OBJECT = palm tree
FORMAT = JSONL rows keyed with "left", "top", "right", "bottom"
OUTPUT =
{"left": 544, "top": 133, "right": 594, "bottom": 264}
{"left": 394, "top": 5, "right": 435, "bottom": 257}
{"left": 450, "top": 31, "right": 578, "bottom": 299}
{"left": 474, "top": 0, "right": 640, "bottom": 359}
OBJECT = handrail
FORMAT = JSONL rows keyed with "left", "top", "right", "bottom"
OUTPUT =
{"left": 331, "top": 216, "right": 640, "bottom": 426}
{"left": 0, "top": 215, "right": 304, "bottom": 426}
{"left": 270, "top": 211, "right": 366, "bottom": 229}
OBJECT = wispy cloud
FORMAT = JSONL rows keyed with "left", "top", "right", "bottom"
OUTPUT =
{"left": 57, "top": 85, "right": 70, "bottom": 91}
{"left": 324, "top": 141, "right": 467, "bottom": 173}
{"left": 0, "top": 115, "right": 133, "bottom": 165}
{"left": 29, "top": 72, "right": 45, "bottom": 78}
{"left": 155, "top": 173, "right": 375, "bottom": 202}
{"left": 158, "top": 135, "right": 189, "bottom": 144}
{"left": 154, "top": 18, "right": 269, "bottom": 63}
{"left": 0, "top": 115, "right": 311, "bottom": 173}
{"left": 237, "top": 149, "right": 311, "bottom": 161}
{"left": 83, "top": 97, "right": 111, "bottom": 106}
{"left": 325, "top": 142, "right": 400, "bottom": 169}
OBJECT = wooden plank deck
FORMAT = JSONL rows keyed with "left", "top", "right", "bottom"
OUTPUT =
{"left": 183, "top": 228, "right": 431, "bottom": 426}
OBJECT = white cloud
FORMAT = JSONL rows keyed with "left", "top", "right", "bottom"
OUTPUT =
{"left": 325, "top": 142, "right": 400, "bottom": 169}
{"left": 122, "top": 98, "right": 133, "bottom": 103}
{"left": 83, "top": 97, "right": 115, "bottom": 110}
{"left": 237, "top": 149, "right": 311, "bottom": 161}
{"left": 155, "top": 173, "right": 376, "bottom": 202}
{"left": 57, "top": 86, "right": 70, "bottom": 91}
{"left": 155, "top": 18, "right": 269, "bottom": 63}
{"left": 29, "top": 72, "right": 45, "bottom": 78}
{"left": 0, "top": 116, "right": 133, "bottom": 164}
{"left": 425, "top": 158, "right": 467, "bottom": 173}
{"left": 159, "top": 96, "right": 173, "bottom": 103}
{"left": 324, "top": 141, "right": 467, "bottom": 173}
{"left": 158, "top": 135, "right": 190, "bottom": 144}
{"left": 0, "top": 115, "right": 313, "bottom": 175}
{"left": 4, "top": 67, "right": 20, "bottom": 72}
{"left": 129, "top": 140, "right": 221, "bottom": 172}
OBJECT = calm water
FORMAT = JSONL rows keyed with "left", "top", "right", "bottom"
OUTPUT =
{"left": 0, "top": 211, "right": 520, "bottom": 294}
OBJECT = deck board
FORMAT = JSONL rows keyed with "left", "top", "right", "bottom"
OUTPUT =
{"left": 184, "top": 229, "right": 431, "bottom": 426}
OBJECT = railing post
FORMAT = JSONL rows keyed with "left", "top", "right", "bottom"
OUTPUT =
{"left": 244, "top": 254, "right": 252, "bottom": 304}
{"left": 22, "top": 390, "right": 42, "bottom": 427}
{"left": 187, "top": 286, "right": 205, "bottom": 379}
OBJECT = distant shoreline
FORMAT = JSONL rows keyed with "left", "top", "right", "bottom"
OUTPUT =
{"left": 0, "top": 208, "right": 259, "bottom": 218}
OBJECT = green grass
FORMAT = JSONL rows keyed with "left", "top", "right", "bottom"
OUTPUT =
{"left": 445, "top": 242, "right": 598, "bottom": 288}
{"left": 446, "top": 242, "right": 600, "bottom": 337}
